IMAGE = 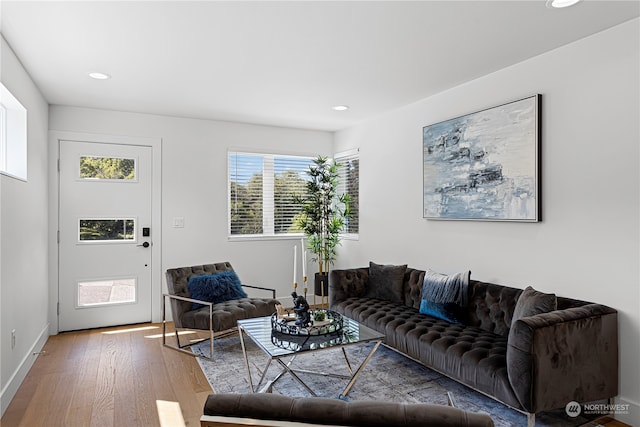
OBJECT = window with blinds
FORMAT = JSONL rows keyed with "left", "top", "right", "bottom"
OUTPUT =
{"left": 228, "top": 152, "right": 314, "bottom": 237}
{"left": 0, "top": 82, "right": 27, "bottom": 180}
{"left": 336, "top": 149, "right": 360, "bottom": 235}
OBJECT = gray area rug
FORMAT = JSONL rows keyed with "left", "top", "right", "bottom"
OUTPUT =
{"left": 195, "top": 336, "right": 600, "bottom": 427}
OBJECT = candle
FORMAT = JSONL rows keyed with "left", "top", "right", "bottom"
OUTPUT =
{"left": 301, "top": 238, "right": 306, "bottom": 280}
{"left": 293, "top": 244, "right": 297, "bottom": 289}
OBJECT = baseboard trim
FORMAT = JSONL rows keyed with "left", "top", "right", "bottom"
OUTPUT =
{"left": 0, "top": 322, "right": 50, "bottom": 417}
{"left": 613, "top": 396, "right": 640, "bottom": 426}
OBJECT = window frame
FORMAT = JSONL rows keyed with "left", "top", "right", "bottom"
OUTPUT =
{"left": 227, "top": 150, "right": 315, "bottom": 241}
{"left": 0, "top": 103, "right": 7, "bottom": 173}
{"left": 0, "top": 82, "right": 27, "bottom": 181}
{"left": 335, "top": 148, "right": 360, "bottom": 239}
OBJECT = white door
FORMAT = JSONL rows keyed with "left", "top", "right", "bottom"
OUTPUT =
{"left": 58, "top": 140, "right": 153, "bottom": 331}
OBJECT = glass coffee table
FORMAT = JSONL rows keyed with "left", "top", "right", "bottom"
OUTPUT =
{"left": 237, "top": 314, "right": 384, "bottom": 399}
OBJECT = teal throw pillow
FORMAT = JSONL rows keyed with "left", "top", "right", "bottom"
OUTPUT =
{"left": 187, "top": 270, "right": 248, "bottom": 310}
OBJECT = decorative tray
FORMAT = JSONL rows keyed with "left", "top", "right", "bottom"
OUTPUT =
{"left": 270, "top": 309, "right": 343, "bottom": 336}
{"left": 271, "top": 330, "right": 343, "bottom": 352}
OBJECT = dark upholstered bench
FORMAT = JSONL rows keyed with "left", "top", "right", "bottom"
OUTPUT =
{"left": 201, "top": 393, "right": 495, "bottom": 427}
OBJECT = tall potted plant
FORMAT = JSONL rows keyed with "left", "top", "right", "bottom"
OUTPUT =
{"left": 296, "top": 156, "right": 350, "bottom": 302}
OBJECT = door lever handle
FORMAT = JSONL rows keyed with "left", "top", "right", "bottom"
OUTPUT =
{"left": 137, "top": 241, "right": 151, "bottom": 248}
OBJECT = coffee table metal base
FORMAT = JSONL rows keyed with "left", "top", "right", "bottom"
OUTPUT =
{"left": 238, "top": 326, "right": 382, "bottom": 399}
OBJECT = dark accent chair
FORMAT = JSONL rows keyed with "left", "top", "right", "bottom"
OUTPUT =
{"left": 163, "top": 262, "right": 280, "bottom": 358}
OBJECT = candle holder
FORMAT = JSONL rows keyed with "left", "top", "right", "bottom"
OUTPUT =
{"left": 302, "top": 275, "right": 308, "bottom": 299}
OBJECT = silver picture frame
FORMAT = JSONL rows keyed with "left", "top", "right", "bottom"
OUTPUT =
{"left": 423, "top": 94, "right": 541, "bottom": 222}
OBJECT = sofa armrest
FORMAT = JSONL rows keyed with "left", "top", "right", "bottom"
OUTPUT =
{"left": 329, "top": 268, "right": 369, "bottom": 307}
{"left": 507, "top": 304, "right": 618, "bottom": 413}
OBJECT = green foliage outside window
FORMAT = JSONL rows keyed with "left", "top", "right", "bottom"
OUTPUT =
{"left": 80, "top": 219, "right": 135, "bottom": 241}
{"left": 80, "top": 156, "right": 135, "bottom": 180}
{"left": 229, "top": 153, "right": 311, "bottom": 236}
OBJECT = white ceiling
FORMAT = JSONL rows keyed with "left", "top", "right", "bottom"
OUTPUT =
{"left": 1, "top": 1, "right": 638, "bottom": 132}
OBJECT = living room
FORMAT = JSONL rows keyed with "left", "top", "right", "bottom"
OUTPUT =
{"left": 1, "top": 1, "right": 639, "bottom": 426}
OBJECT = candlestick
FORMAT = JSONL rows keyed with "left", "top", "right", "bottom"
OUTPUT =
{"left": 301, "top": 238, "right": 307, "bottom": 280}
{"left": 293, "top": 244, "right": 297, "bottom": 289}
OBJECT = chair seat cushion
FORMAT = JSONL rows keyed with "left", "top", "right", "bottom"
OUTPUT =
{"left": 180, "top": 297, "right": 278, "bottom": 331}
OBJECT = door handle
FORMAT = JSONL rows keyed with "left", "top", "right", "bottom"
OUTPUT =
{"left": 137, "top": 241, "right": 151, "bottom": 248}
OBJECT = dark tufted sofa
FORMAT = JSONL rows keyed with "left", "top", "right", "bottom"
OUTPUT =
{"left": 201, "top": 393, "right": 495, "bottom": 427}
{"left": 329, "top": 267, "right": 618, "bottom": 426}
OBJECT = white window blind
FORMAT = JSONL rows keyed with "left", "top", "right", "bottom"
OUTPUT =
{"left": 228, "top": 151, "right": 314, "bottom": 237}
{"left": 336, "top": 149, "right": 359, "bottom": 235}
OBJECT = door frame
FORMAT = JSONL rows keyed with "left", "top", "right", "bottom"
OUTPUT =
{"left": 49, "top": 131, "right": 162, "bottom": 334}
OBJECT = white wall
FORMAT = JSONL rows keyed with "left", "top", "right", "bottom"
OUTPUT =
{"left": 48, "top": 106, "right": 333, "bottom": 310}
{"left": 334, "top": 19, "right": 640, "bottom": 424}
{"left": 0, "top": 36, "right": 50, "bottom": 415}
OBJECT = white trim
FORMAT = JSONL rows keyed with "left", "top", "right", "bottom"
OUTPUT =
{"left": 0, "top": 322, "right": 49, "bottom": 416}
{"left": 0, "top": 103, "right": 7, "bottom": 171}
{"left": 613, "top": 396, "right": 640, "bottom": 425}
{"left": 48, "top": 131, "right": 163, "bottom": 333}
{"left": 334, "top": 147, "right": 359, "bottom": 159}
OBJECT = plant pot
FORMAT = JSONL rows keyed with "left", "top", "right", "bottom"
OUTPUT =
{"left": 314, "top": 273, "right": 329, "bottom": 297}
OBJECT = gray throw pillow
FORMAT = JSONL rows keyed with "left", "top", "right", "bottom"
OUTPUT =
{"left": 364, "top": 262, "right": 407, "bottom": 303}
{"left": 507, "top": 286, "right": 557, "bottom": 403}
{"left": 510, "top": 286, "right": 557, "bottom": 327}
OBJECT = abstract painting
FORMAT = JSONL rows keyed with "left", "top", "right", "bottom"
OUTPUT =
{"left": 423, "top": 95, "right": 540, "bottom": 221}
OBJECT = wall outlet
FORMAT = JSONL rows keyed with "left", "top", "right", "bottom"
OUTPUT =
{"left": 11, "top": 329, "right": 16, "bottom": 349}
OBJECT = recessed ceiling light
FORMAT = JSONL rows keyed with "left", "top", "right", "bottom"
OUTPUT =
{"left": 546, "top": 0, "right": 581, "bottom": 8}
{"left": 331, "top": 105, "right": 349, "bottom": 111}
{"left": 88, "top": 72, "right": 111, "bottom": 80}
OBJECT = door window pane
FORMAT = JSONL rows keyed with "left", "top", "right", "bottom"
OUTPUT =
{"left": 78, "top": 278, "right": 136, "bottom": 307}
{"left": 80, "top": 156, "right": 136, "bottom": 180}
{"left": 79, "top": 219, "right": 135, "bottom": 241}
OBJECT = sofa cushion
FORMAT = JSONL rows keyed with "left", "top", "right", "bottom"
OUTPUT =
{"left": 187, "top": 271, "right": 248, "bottom": 310}
{"left": 466, "top": 280, "right": 522, "bottom": 337}
{"left": 419, "top": 269, "right": 469, "bottom": 324}
{"left": 364, "top": 262, "right": 407, "bottom": 303}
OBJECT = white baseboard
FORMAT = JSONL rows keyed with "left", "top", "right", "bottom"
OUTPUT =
{"left": 0, "top": 322, "right": 50, "bottom": 417}
{"left": 613, "top": 396, "right": 640, "bottom": 426}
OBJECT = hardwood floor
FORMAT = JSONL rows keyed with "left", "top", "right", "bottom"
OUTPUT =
{"left": 1, "top": 323, "right": 212, "bottom": 427}
{"left": 1, "top": 323, "right": 631, "bottom": 427}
